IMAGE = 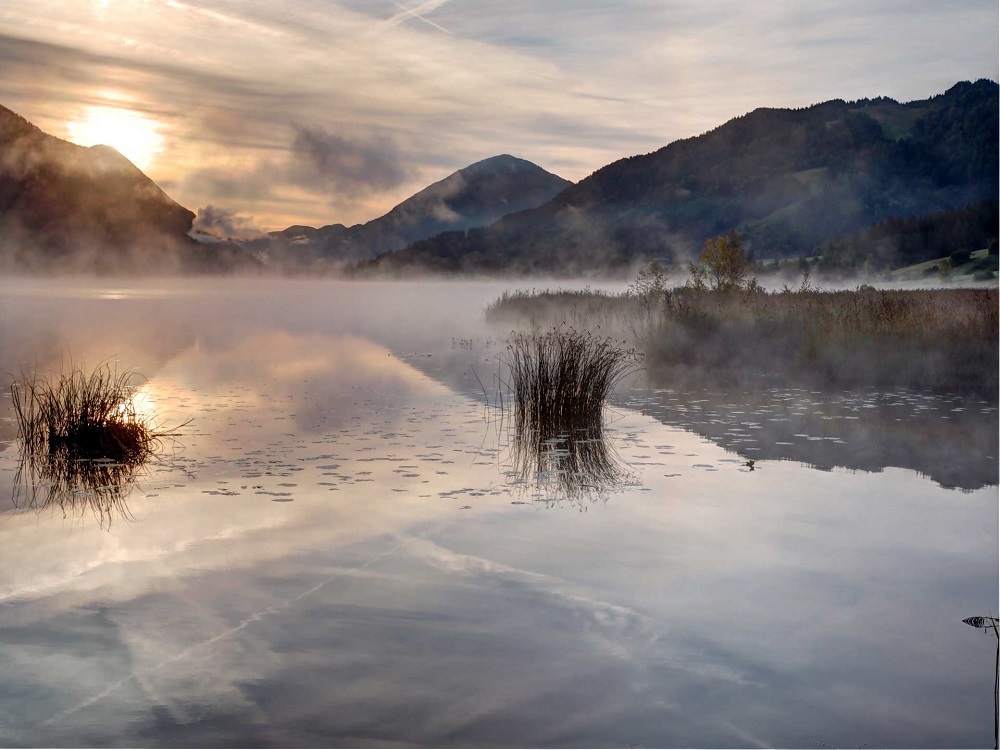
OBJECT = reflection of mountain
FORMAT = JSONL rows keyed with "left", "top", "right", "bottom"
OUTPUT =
{"left": 0, "top": 105, "right": 258, "bottom": 273}
{"left": 246, "top": 155, "right": 571, "bottom": 270}
{"left": 628, "top": 377, "right": 999, "bottom": 491}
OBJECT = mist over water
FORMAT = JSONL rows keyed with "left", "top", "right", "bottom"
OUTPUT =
{"left": 0, "top": 277, "right": 995, "bottom": 748}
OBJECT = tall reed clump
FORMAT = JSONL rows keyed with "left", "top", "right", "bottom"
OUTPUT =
{"left": 506, "top": 327, "right": 643, "bottom": 435}
{"left": 9, "top": 363, "right": 185, "bottom": 527}
{"left": 11, "top": 363, "right": 166, "bottom": 462}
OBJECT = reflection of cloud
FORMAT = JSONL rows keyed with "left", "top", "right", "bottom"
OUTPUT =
{"left": 169, "top": 330, "right": 447, "bottom": 398}
{"left": 402, "top": 534, "right": 652, "bottom": 645}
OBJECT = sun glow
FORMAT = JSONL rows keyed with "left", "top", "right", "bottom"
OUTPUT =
{"left": 66, "top": 105, "right": 165, "bottom": 170}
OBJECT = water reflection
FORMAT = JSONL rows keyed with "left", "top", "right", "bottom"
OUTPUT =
{"left": 12, "top": 450, "right": 141, "bottom": 528}
{"left": 502, "top": 422, "right": 637, "bottom": 505}
{"left": 629, "top": 376, "right": 999, "bottom": 490}
{"left": 0, "top": 280, "right": 995, "bottom": 748}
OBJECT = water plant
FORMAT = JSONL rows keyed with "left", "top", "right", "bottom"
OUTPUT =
{"left": 488, "top": 285, "right": 999, "bottom": 396}
{"left": 11, "top": 362, "right": 163, "bottom": 461}
{"left": 491, "top": 327, "right": 641, "bottom": 503}
{"left": 9, "top": 362, "right": 186, "bottom": 526}
{"left": 963, "top": 615, "right": 1000, "bottom": 750}
{"left": 505, "top": 326, "right": 643, "bottom": 436}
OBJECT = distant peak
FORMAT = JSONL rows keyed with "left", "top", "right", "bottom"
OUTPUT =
{"left": 459, "top": 154, "right": 537, "bottom": 174}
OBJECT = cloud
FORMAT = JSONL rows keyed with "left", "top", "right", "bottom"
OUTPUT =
{"left": 191, "top": 205, "right": 265, "bottom": 241}
{"left": 289, "top": 123, "right": 409, "bottom": 195}
{"left": 0, "top": 1, "right": 995, "bottom": 231}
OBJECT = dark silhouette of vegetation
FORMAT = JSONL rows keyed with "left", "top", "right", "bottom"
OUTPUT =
{"left": 963, "top": 616, "right": 999, "bottom": 750}
{"left": 496, "top": 327, "right": 641, "bottom": 503}
{"left": 505, "top": 327, "right": 643, "bottom": 434}
{"left": 10, "top": 363, "right": 186, "bottom": 527}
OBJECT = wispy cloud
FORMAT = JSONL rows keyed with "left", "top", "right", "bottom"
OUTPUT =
{"left": 0, "top": 0, "right": 994, "bottom": 229}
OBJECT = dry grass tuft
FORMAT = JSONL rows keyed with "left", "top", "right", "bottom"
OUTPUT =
{"left": 11, "top": 363, "right": 167, "bottom": 461}
{"left": 505, "top": 327, "right": 643, "bottom": 435}
{"left": 9, "top": 362, "right": 187, "bottom": 526}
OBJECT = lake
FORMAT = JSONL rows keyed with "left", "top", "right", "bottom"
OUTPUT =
{"left": 0, "top": 278, "right": 996, "bottom": 748}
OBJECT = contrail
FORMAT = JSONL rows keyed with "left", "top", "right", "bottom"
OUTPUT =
{"left": 40, "top": 535, "right": 414, "bottom": 728}
{"left": 385, "top": 0, "right": 453, "bottom": 34}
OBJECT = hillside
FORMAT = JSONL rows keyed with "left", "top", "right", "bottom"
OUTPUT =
{"left": 246, "top": 154, "right": 572, "bottom": 270}
{"left": 363, "top": 79, "right": 999, "bottom": 275}
{"left": 0, "top": 105, "right": 256, "bottom": 274}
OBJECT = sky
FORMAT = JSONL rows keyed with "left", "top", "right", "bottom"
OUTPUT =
{"left": 0, "top": 0, "right": 996, "bottom": 233}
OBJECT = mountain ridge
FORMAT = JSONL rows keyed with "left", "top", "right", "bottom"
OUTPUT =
{"left": 361, "top": 79, "right": 998, "bottom": 275}
{"left": 244, "top": 154, "right": 572, "bottom": 270}
{"left": 0, "top": 104, "right": 256, "bottom": 273}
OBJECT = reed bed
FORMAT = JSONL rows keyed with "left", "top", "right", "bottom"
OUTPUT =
{"left": 648, "top": 286, "right": 998, "bottom": 393}
{"left": 489, "top": 286, "right": 999, "bottom": 396}
{"left": 505, "top": 327, "right": 644, "bottom": 436}
{"left": 496, "top": 326, "right": 641, "bottom": 503}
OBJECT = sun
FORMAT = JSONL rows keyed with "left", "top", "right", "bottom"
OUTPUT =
{"left": 66, "top": 106, "right": 165, "bottom": 170}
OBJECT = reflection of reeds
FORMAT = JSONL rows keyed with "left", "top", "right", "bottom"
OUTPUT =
{"left": 505, "top": 425, "right": 637, "bottom": 504}
{"left": 10, "top": 363, "right": 184, "bottom": 527}
{"left": 501, "top": 327, "right": 642, "bottom": 502}
{"left": 13, "top": 450, "right": 140, "bottom": 527}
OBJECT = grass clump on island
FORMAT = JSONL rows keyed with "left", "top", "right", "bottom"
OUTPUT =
{"left": 11, "top": 362, "right": 179, "bottom": 463}
{"left": 9, "top": 362, "right": 186, "bottom": 526}
{"left": 487, "top": 232, "right": 1000, "bottom": 396}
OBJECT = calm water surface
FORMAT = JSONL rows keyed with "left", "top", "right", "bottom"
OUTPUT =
{"left": 0, "top": 278, "right": 996, "bottom": 748}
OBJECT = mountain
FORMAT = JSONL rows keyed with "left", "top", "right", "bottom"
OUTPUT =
{"left": 362, "top": 79, "right": 999, "bottom": 275}
{"left": 245, "top": 154, "right": 571, "bottom": 270}
{"left": 0, "top": 105, "right": 256, "bottom": 273}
